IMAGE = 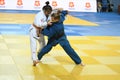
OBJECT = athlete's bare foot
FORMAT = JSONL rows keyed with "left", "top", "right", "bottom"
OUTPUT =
{"left": 33, "top": 60, "right": 37, "bottom": 66}
{"left": 33, "top": 60, "right": 40, "bottom": 66}
{"left": 78, "top": 62, "right": 85, "bottom": 66}
{"left": 36, "top": 60, "right": 40, "bottom": 64}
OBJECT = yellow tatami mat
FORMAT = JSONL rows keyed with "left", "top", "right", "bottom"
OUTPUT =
{"left": 0, "top": 13, "right": 98, "bottom": 26}
{"left": 0, "top": 35, "right": 120, "bottom": 80}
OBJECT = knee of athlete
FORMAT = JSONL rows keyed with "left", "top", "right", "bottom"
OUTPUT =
{"left": 61, "top": 42, "right": 68, "bottom": 47}
{"left": 39, "top": 49, "right": 49, "bottom": 54}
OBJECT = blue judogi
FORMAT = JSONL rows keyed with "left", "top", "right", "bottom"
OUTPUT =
{"left": 37, "top": 11, "right": 81, "bottom": 64}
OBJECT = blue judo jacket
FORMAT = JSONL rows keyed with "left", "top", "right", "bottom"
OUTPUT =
{"left": 41, "top": 10, "right": 68, "bottom": 45}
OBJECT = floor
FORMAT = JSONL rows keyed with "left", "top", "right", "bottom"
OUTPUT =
{"left": 0, "top": 10, "right": 120, "bottom": 80}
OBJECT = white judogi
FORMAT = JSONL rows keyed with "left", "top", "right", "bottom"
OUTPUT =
{"left": 29, "top": 10, "right": 50, "bottom": 61}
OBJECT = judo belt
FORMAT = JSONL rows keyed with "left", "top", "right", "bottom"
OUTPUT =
{"left": 48, "top": 31, "right": 64, "bottom": 44}
{"left": 32, "top": 23, "right": 43, "bottom": 30}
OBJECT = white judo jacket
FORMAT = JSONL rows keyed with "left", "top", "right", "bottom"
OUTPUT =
{"left": 29, "top": 10, "right": 50, "bottom": 61}
{"left": 30, "top": 10, "right": 50, "bottom": 38}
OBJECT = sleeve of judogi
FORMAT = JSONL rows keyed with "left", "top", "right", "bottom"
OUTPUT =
{"left": 60, "top": 10, "right": 68, "bottom": 22}
{"left": 41, "top": 27, "right": 55, "bottom": 37}
{"left": 34, "top": 12, "right": 47, "bottom": 28}
{"left": 61, "top": 10, "right": 68, "bottom": 16}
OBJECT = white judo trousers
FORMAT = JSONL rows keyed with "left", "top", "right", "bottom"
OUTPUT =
{"left": 29, "top": 26, "right": 45, "bottom": 61}
{"left": 29, "top": 11, "right": 50, "bottom": 61}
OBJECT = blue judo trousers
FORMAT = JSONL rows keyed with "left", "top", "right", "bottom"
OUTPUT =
{"left": 37, "top": 11, "right": 81, "bottom": 64}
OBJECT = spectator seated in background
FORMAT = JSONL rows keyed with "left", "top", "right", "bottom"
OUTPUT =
{"left": 97, "top": 2, "right": 102, "bottom": 12}
{"left": 108, "top": 3, "right": 114, "bottom": 12}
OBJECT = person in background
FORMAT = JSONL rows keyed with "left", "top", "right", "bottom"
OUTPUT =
{"left": 102, "top": 0, "right": 109, "bottom": 12}
{"left": 97, "top": 2, "right": 102, "bottom": 12}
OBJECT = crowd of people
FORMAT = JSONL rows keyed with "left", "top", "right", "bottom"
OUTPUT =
{"left": 97, "top": 0, "right": 114, "bottom": 12}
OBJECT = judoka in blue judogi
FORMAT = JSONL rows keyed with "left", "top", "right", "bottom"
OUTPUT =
{"left": 37, "top": 10, "right": 83, "bottom": 65}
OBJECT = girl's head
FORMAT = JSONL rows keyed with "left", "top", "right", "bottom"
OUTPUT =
{"left": 51, "top": 10, "right": 61, "bottom": 22}
{"left": 42, "top": 1, "right": 52, "bottom": 17}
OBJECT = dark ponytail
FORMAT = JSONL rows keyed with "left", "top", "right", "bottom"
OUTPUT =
{"left": 42, "top": 1, "right": 52, "bottom": 12}
{"left": 45, "top": 1, "right": 49, "bottom": 6}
